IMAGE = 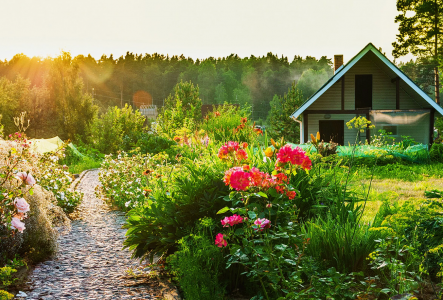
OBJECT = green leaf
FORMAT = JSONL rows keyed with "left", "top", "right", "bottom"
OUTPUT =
{"left": 217, "top": 206, "right": 230, "bottom": 214}
{"left": 380, "top": 288, "right": 391, "bottom": 294}
{"left": 29, "top": 188, "right": 34, "bottom": 196}
{"left": 257, "top": 192, "right": 268, "bottom": 198}
{"left": 248, "top": 211, "right": 257, "bottom": 219}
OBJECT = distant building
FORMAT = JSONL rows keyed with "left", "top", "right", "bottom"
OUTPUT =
{"left": 291, "top": 43, "right": 443, "bottom": 145}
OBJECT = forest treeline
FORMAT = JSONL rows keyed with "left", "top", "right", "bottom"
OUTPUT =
{"left": 0, "top": 50, "right": 438, "bottom": 140}
{"left": 0, "top": 51, "right": 332, "bottom": 136}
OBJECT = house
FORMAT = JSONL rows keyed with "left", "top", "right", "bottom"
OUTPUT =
{"left": 290, "top": 43, "right": 443, "bottom": 145}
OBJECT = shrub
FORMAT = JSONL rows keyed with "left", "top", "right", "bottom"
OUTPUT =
{"left": 123, "top": 156, "right": 229, "bottom": 261}
{"left": 430, "top": 143, "right": 443, "bottom": 162}
{"left": 135, "top": 133, "right": 177, "bottom": 155}
{"left": 156, "top": 81, "right": 202, "bottom": 137}
{"left": 87, "top": 104, "right": 146, "bottom": 154}
{"left": 167, "top": 218, "right": 225, "bottom": 300}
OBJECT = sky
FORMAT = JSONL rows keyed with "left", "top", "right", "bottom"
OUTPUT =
{"left": 0, "top": 0, "right": 415, "bottom": 64}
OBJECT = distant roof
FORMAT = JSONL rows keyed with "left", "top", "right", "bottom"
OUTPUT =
{"left": 290, "top": 43, "right": 443, "bottom": 119}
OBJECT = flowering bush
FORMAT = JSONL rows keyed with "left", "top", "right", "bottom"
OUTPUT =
{"left": 37, "top": 149, "right": 83, "bottom": 214}
{"left": 0, "top": 133, "right": 36, "bottom": 234}
{"left": 99, "top": 151, "right": 153, "bottom": 210}
{"left": 213, "top": 142, "right": 314, "bottom": 298}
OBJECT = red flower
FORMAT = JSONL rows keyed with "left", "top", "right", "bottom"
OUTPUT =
{"left": 215, "top": 111, "right": 221, "bottom": 117}
{"left": 286, "top": 190, "right": 296, "bottom": 200}
{"left": 215, "top": 233, "right": 227, "bottom": 247}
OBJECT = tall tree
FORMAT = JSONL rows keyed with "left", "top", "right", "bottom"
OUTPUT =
{"left": 268, "top": 82, "right": 304, "bottom": 143}
{"left": 392, "top": 0, "right": 443, "bottom": 104}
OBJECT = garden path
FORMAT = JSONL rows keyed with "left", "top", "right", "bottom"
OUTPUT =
{"left": 24, "top": 170, "right": 156, "bottom": 300}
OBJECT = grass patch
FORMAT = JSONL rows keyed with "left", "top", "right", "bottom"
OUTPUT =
{"left": 68, "top": 156, "right": 102, "bottom": 174}
{"left": 356, "top": 178, "right": 443, "bottom": 223}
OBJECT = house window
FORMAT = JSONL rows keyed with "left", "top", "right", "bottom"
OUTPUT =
{"left": 382, "top": 125, "right": 398, "bottom": 136}
{"left": 355, "top": 75, "right": 372, "bottom": 109}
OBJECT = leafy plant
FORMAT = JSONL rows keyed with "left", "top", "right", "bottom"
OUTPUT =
{"left": 167, "top": 218, "right": 225, "bottom": 300}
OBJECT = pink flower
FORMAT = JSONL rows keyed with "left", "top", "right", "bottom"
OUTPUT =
{"left": 16, "top": 172, "right": 36, "bottom": 186}
{"left": 14, "top": 198, "right": 30, "bottom": 213}
{"left": 229, "top": 170, "right": 251, "bottom": 191}
{"left": 215, "top": 233, "right": 227, "bottom": 248}
{"left": 221, "top": 216, "right": 231, "bottom": 227}
{"left": 276, "top": 145, "right": 308, "bottom": 166}
{"left": 11, "top": 217, "right": 26, "bottom": 232}
{"left": 223, "top": 167, "right": 243, "bottom": 186}
{"left": 221, "top": 215, "right": 243, "bottom": 227}
{"left": 254, "top": 218, "right": 271, "bottom": 231}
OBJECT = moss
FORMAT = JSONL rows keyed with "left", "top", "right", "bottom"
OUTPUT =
{"left": 0, "top": 290, "right": 14, "bottom": 300}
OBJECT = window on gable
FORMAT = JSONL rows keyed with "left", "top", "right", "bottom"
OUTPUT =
{"left": 355, "top": 75, "right": 372, "bottom": 109}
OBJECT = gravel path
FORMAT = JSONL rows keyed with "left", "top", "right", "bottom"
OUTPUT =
{"left": 25, "top": 170, "right": 155, "bottom": 300}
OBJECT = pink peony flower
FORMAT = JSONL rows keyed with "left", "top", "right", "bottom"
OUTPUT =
{"left": 254, "top": 218, "right": 271, "bottom": 231}
{"left": 14, "top": 198, "right": 30, "bottom": 213}
{"left": 16, "top": 172, "right": 36, "bottom": 186}
{"left": 11, "top": 217, "right": 26, "bottom": 232}
{"left": 229, "top": 170, "right": 251, "bottom": 191}
{"left": 215, "top": 233, "right": 227, "bottom": 248}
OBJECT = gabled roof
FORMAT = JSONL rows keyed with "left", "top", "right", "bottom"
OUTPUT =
{"left": 290, "top": 43, "right": 443, "bottom": 119}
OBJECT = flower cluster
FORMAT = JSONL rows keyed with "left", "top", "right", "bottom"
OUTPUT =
{"left": 11, "top": 197, "right": 30, "bottom": 232}
{"left": 275, "top": 145, "right": 312, "bottom": 171}
{"left": 217, "top": 141, "right": 248, "bottom": 164}
{"left": 221, "top": 214, "right": 243, "bottom": 227}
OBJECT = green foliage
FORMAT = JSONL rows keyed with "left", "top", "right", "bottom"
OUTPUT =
{"left": 135, "top": 133, "right": 177, "bottom": 155}
{"left": 393, "top": 0, "right": 443, "bottom": 59}
{"left": 268, "top": 83, "right": 304, "bottom": 143}
{"left": 302, "top": 214, "right": 382, "bottom": 273}
{"left": 157, "top": 81, "right": 202, "bottom": 137}
{"left": 201, "top": 104, "right": 259, "bottom": 144}
{"left": 47, "top": 51, "right": 98, "bottom": 140}
{"left": 0, "top": 290, "right": 13, "bottom": 300}
{"left": 87, "top": 104, "right": 146, "bottom": 154}
{"left": 430, "top": 143, "right": 443, "bottom": 162}
{"left": 122, "top": 156, "right": 229, "bottom": 261}
{"left": 368, "top": 237, "right": 419, "bottom": 297}
{"left": 38, "top": 149, "right": 83, "bottom": 214}
{"left": 295, "top": 68, "right": 329, "bottom": 100}
{"left": 167, "top": 218, "right": 225, "bottom": 300}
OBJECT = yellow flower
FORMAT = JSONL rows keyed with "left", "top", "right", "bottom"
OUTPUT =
{"left": 264, "top": 147, "right": 274, "bottom": 158}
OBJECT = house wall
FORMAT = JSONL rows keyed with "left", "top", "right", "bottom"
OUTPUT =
{"left": 370, "top": 110, "right": 430, "bottom": 145}
{"left": 307, "top": 114, "right": 362, "bottom": 145}
{"left": 309, "top": 51, "right": 423, "bottom": 110}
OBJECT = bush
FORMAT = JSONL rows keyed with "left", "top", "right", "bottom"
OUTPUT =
{"left": 135, "top": 133, "right": 177, "bottom": 155}
{"left": 167, "top": 218, "right": 225, "bottom": 300}
{"left": 87, "top": 104, "right": 146, "bottom": 154}
{"left": 430, "top": 143, "right": 443, "bottom": 162}
{"left": 156, "top": 81, "right": 202, "bottom": 137}
{"left": 123, "top": 156, "right": 229, "bottom": 261}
